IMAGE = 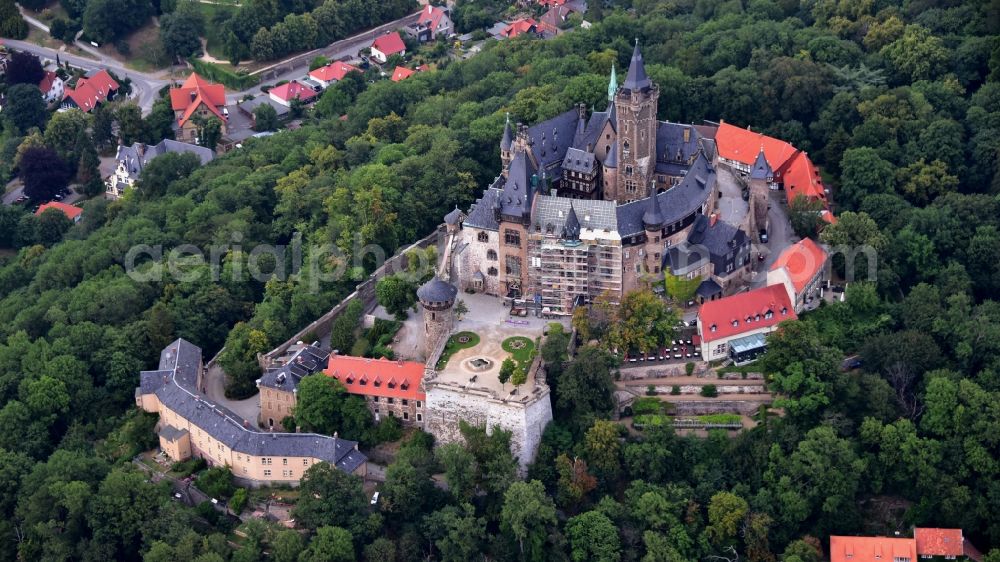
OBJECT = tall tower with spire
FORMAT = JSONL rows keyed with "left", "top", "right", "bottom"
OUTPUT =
{"left": 613, "top": 41, "right": 659, "bottom": 204}
{"left": 748, "top": 148, "right": 772, "bottom": 241}
{"left": 607, "top": 63, "right": 617, "bottom": 103}
{"left": 501, "top": 113, "right": 514, "bottom": 175}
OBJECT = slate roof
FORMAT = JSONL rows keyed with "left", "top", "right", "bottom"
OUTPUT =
{"left": 616, "top": 152, "right": 715, "bottom": 237}
{"left": 562, "top": 147, "right": 595, "bottom": 173}
{"left": 138, "top": 339, "right": 365, "bottom": 473}
{"left": 501, "top": 151, "right": 537, "bottom": 219}
{"left": 236, "top": 95, "right": 290, "bottom": 117}
{"left": 159, "top": 425, "right": 188, "bottom": 442}
{"left": 464, "top": 185, "right": 502, "bottom": 231}
{"left": 642, "top": 189, "right": 666, "bottom": 228}
{"left": 501, "top": 117, "right": 513, "bottom": 151}
{"left": 526, "top": 108, "right": 579, "bottom": 173}
{"left": 604, "top": 141, "right": 618, "bottom": 167}
{"left": 696, "top": 278, "right": 722, "bottom": 299}
{"left": 621, "top": 42, "right": 651, "bottom": 93}
{"left": 749, "top": 148, "right": 772, "bottom": 180}
{"left": 444, "top": 206, "right": 463, "bottom": 225}
{"left": 656, "top": 122, "right": 701, "bottom": 165}
{"left": 115, "top": 140, "right": 215, "bottom": 183}
{"left": 257, "top": 342, "right": 331, "bottom": 391}
{"left": 417, "top": 276, "right": 458, "bottom": 303}
{"left": 563, "top": 206, "right": 581, "bottom": 239}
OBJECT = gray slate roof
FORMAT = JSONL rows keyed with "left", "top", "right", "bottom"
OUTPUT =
{"left": 621, "top": 42, "right": 651, "bottom": 93}
{"left": 464, "top": 185, "right": 502, "bottom": 231}
{"left": 750, "top": 149, "right": 772, "bottom": 180}
{"left": 138, "top": 338, "right": 365, "bottom": 473}
{"left": 257, "top": 342, "right": 331, "bottom": 392}
{"left": 501, "top": 117, "right": 513, "bottom": 151}
{"left": 500, "top": 151, "right": 537, "bottom": 219}
{"left": 417, "top": 276, "right": 458, "bottom": 303}
{"left": 237, "top": 95, "right": 290, "bottom": 117}
{"left": 617, "top": 152, "right": 715, "bottom": 237}
{"left": 444, "top": 206, "right": 463, "bottom": 225}
{"left": 533, "top": 196, "right": 617, "bottom": 235}
{"left": 562, "top": 147, "right": 595, "bottom": 174}
{"left": 526, "top": 108, "right": 579, "bottom": 173}
{"left": 656, "top": 122, "right": 701, "bottom": 165}
{"left": 696, "top": 278, "right": 722, "bottom": 299}
{"left": 116, "top": 140, "right": 215, "bottom": 182}
{"left": 678, "top": 215, "right": 749, "bottom": 274}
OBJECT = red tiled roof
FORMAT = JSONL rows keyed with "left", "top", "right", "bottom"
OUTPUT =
{"left": 502, "top": 18, "right": 538, "bottom": 38}
{"left": 38, "top": 70, "right": 58, "bottom": 94}
{"left": 698, "top": 284, "right": 796, "bottom": 343}
{"left": 782, "top": 151, "right": 826, "bottom": 203}
{"left": 914, "top": 528, "right": 964, "bottom": 557}
{"left": 417, "top": 4, "right": 447, "bottom": 30}
{"left": 324, "top": 356, "right": 426, "bottom": 401}
{"left": 716, "top": 121, "right": 798, "bottom": 171}
{"left": 80, "top": 69, "right": 119, "bottom": 97}
{"left": 269, "top": 80, "right": 317, "bottom": 103}
{"left": 372, "top": 32, "right": 406, "bottom": 57}
{"left": 538, "top": 0, "right": 567, "bottom": 6}
{"left": 170, "top": 73, "right": 227, "bottom": 127}
{"left": 35, "top": 201, "right": 82, "bottom": 220}
{"left": 830, "top": 537, "right": 917, "bottom": 562}
{"left": 770, "top": 238, "right": 827, "bottom": 293}
{"left": 390, "top": 66, "right": 415, "bottom": 82}
{"left": 63, "top": 81, "right": 102, "bottom": 112}
{"left": 309, "top": 61, "right": 360, "bottom": 83}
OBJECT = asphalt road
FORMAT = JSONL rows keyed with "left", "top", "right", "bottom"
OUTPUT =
{"left": 2, "top": 38, "right": 168, "bottom": 114}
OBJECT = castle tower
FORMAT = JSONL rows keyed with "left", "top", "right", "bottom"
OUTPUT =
{"left": 501, "top": 113, "right": 514, "bottom": 175}
{"left": 613, "top": 41, "right": 659, "bottom": 204}
{"left": 418, "top": 276, "right": 458, "bottom": 357}
{"left": 748, "top": 148, "right": 771, "bottom": 241}
{"left": 641, "top": 190, "right": 666, "bottom": 275}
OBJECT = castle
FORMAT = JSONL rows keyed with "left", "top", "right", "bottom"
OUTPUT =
{"left": 452, "top": 42, "right": 755, "bottom": 314}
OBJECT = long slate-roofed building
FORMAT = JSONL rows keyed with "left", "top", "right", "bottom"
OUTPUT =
{"left": 136, "top": 339, "right": 366, "bottom": 486}
{"left": 453, "top": 42, "right": 729, "bottom": 313}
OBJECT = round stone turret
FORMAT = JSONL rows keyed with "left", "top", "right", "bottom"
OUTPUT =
{"left": 418, "top": 276, "right": 458, "bottom": 358}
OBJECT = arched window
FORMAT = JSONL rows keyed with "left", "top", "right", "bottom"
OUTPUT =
{"left": 486, "top": 249, "right": 497, "bottom": 261}
{"left": 477, "top": 231, "right": 489, "bottom": 243}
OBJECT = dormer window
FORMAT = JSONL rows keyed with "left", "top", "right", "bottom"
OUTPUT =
{"left": 359, "top": 377, "right": 367, "bottom": 386}
{"left": 374, "top": 379, "right": 381, "bottom": 387}
{"left": 345, "top": 375, "right": 354, "bottom": 384}
{"left": 755, "top": 314, "right": 761, "bottom": 321}
{"left": 781, "top": 307, "right": 788, "bottom": 315}
{"left": 765, "top": 311, "right": 773, "bottom": 319}
{"left": 732, "top": 320, "right": 739, "bottom": 327}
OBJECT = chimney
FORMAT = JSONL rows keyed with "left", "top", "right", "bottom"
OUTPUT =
{"left": 190, "top": 91, "right": 196, "bottom": 102}
{"left": 709, "top": 213, "right": 718, "bottom": 227}
{"left": 577, "top": 102, "right": 586, "bottom": 120}
{"left": 683, "top": 127, "right": 690, "bottom": 143}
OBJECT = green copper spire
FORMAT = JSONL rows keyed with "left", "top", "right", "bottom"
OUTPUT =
{"left": 607, "top": 63, "right": 617, "bottom": 102}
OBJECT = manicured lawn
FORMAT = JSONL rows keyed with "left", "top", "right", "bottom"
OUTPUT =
{"left": 696, "top": 414, "right": 741, "bottom": 425}
{"left": 501, "top": 336, "right": 535, "bottom": 370}
{"left": 633, "top": 414, "right": 669, "bottom": 428}
{"left": 435, "top": 331, "right": 480, "bottom": 369}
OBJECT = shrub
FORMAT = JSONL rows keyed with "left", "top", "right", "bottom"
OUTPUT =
{"left": 646, "top": 384, "right": 656, "bottom": 396}
{"left": 350, "top": 338, "right": 371, "bottom": 357}
{"left": 230, "top": 488, "right": 248, "bottom": 515}
{"left": 670, "top": 385, "right": 681, "bottom": 395}
{"left": 700, "top": 384, "right": 718, "bottom": 398}
{"left": 632, "top": 397, "right": 662, "bottom": 416}
{"left": 196, "top": 466, "right": 236, "bottom": 499}
{"left": 171, "top": 457, "right": 206, "bottom": 478}
{"left": 685, "top": 361, "right": 695, "bottom": 375}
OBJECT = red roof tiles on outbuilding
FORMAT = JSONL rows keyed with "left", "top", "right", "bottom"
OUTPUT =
{"left": 914, "top": 528, "right": 964, "bottom": 558}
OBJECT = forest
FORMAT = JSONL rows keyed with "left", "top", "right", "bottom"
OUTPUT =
{"left": 0, "top": 0, "right": 999, "bottom": 559}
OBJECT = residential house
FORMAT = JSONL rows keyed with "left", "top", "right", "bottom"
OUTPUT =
{"left": 831, "top": 530, "right": 975, "bottom": 562}
{"left": 500, "top": 18, "right": 540, "bottom": 39}
{"left": 696, "top": 283, "right": 797, "bottom": 363}
{"left": 405, "top": 4, "right": 453, "bottom": 42}
{"left": 309, "top": 61, "right": 360, "bottom": 88}
{"left": 540, "top": 4, "right": 579, "bottom": 31}
{"left": 35, "top": 201, "right": 83, "bottom": 223}
{"left": 137, "top": 339, "right": 367, "bottom": 486}
{"left": 390, "top": 66, "right": 415, "bottom": 82}
{"left": 106, "top": 139, "right": 215, "bottom": 199}
{"left": 324, "top": 356, "right": 427, "bottom": 425}
{"left": 370, "top": 31, "right": 406, "bottom": 64}
{"left": 268, "top": 80, "right": 317, "bottom": 107}
{"left": 767, "top": 237, "right": 829, "bottom": 312}
{"left": 169, "top": 73, "right": 228, "bottom": 144}
{"left": 235, "top": 95, "right": 290, "bottom": 134}
{"left": 38, "top": 70, "right": 64, "bottom": 104}
{"left": 61, "top": 69, "right": 118, "bottom": 112}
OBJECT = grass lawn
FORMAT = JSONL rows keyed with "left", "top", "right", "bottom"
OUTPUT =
{"left": 197, "top": 3, "right": 238, "bottom": 60}
{"left": 633, "top": 414, "right": 669, "bottom": 428}
{"left": 501, "top": 336, "right": 535, "bottom": 370}
{"left": 435, "top": 331, "right": 481, "bottom": 369}
{"left": 696, "top": 414, "right": 741, "bottom": 425}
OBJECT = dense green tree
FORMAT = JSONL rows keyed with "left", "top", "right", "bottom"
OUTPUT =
{"left": 253, "top": 103, "right": 280, "bottom": 132}
{"left": 566, "top": 510, "right": 621, "bottom": 562}
{"left": 423, "top": 503, "right": 487, "bottom": 562}
{"left": 160, "top": 1, "right": 204, "bottom": 60}
{"left": 293, "top": 463, "right": 369, "bottom": 533}
{"left": 5, "top": 51, "right": 44, "bottom": 86}
{"left": 501, "top": 480, "right": 557, "bottom": 562}
{"left": 375, "top": 274, "right": 416, "bottom": 319}
{"left": 301, "top": 526, "right": 354, "bottom": 562}
{"left": 3, "top": 84, "right": 47, "bottom": 133}
{"left": 20, "top": 147, "right": 71, "bottom": 202}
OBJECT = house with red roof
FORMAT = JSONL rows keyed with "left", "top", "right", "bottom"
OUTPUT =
{"left": 914, "top": 528, "right": 966, "bottom": 560}
{"left": 696, "top": 283, "right": 796, "bottom": 363}
{"left": 829, "top": 530, "right": 976, "bottom": 562}
{"left": 830, "top": 536, "right": 918, "bottom": 562}
{"left": 61, "top": 69, "right": 118, "bottom": 113}
{"left": 405, "top": 4, "right": 453, "bottom": 42}
{"left": 169, "top": 73, "right": 228, "bottom": 144}
{"left": 500, "top": 17, "right": 556, "bottom": 39}
{"left": 35, "top": 201, "right": 83, "bottom": 223}
{"left": 370, "top": 31, "right": 406, "bottom": 64}
{"left": 309, "top": 61, "right": 361, "bottom": 88}
{"left": 268, "top": 80, "right": 318, "bottom": 107}
{"left": 324, "top": 356, "right": 426, "bottom": 425}
{"left": 390, "top": 66, "right": 416, "bottom": 82}
{"left": 767, "top": 238, "right": 829, "bottom": 312}
{"left": 38, "top": 70, "right": 64, "bottom": 104}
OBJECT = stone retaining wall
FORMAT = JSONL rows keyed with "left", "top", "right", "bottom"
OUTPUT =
{"left": 669, "top": 400, "right": 766, "bottom": 416}
{"left": 651, "top": 384, "right": 767, "bottom": 395}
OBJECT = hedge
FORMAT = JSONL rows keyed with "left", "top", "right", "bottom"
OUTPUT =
{"left": 187, "top": 57, "right": 259, "bottom": 90}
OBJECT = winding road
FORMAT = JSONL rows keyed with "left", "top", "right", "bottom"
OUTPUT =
{"left": 3, "top": 8, "right": 422, "bottom": 115}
